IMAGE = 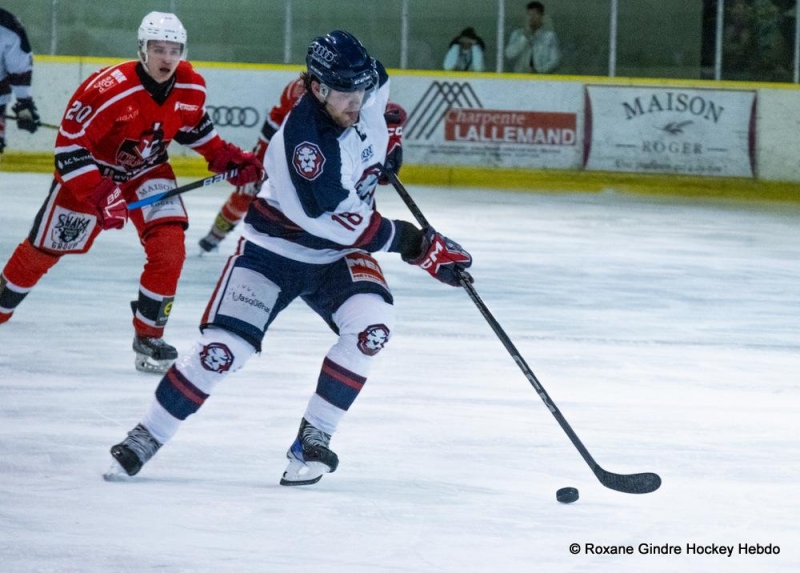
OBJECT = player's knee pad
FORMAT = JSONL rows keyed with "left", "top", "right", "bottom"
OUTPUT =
{"left": 174, "top": 327, "right": 256, "bottom": 394}
{"left": 332, "top": 293, "right": 395, "bottom": 358}
{"left": 142, "top": 224, "right": 186, "bottom": 269}
{"left": 155, "top": 328, "right": 256, "bottom": 420}
{"left": 140, "top": 224, "right": 186, "bottom": 294}
{"left": 3, "top": 240, "right": 60, "bottom": 286}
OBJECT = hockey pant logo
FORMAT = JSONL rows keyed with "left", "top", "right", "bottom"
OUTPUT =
{"left": 357, "top": 323, "right": 391, "bottom": 356}
{"left": 53, "top": 210, "right": 92, "bottom": 245}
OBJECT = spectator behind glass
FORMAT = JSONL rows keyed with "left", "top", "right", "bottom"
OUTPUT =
{"left": 443, "top": 27, "right": 486, "bottom": 72}
{"left": 505, "top": 1, "right": 561, "bottom": 74}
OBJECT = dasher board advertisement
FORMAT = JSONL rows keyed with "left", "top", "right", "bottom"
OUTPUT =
{"left": 394, "top": 78, "right": 584, "bottom": 169}
{"left": 584, "top": 86, "right": 756, "bottom": 177}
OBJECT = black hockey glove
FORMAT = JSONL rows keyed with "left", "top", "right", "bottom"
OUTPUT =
{"left": 12, "top": 98, "right": 41, "bottom": 133}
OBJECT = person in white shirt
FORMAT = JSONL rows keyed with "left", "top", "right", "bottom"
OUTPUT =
{"left": 504, "top": 1, "right": 561, "bottom": 74}
{"left": 443, "top": 27, "right": 486, "bottom": 72}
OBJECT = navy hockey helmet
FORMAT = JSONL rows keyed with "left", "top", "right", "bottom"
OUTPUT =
{"left": 306, "top": 30, "right": 378, "bottom": 93}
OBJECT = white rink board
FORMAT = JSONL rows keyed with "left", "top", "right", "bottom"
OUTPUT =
{"left": 391, "top": 77, "right": 583, "bottom": 169}
{"left": 10, "top": 58, "right": 800, "bottom": 182}
{"left": 584, "top": 86, "right": 755, "bottom": 178}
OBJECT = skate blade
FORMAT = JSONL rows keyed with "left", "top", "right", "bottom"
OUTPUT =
{"left": 134, "top": 354, "right": 174, "bottom": 374}
{"left": 103, "top": 459, "right": 131, "bottom": 482}
{"left": 279, "top": 459, "right": 330, "bottom": 486}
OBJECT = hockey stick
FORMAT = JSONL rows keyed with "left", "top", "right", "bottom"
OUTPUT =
{"left": 127, "top": 169, "right": 240, "bottom": 210}
{"left": 385, "top": 170, "right": 661, "bottom": 494}
{"left": 4, "top": 114, "right": 60, "bottom": 130}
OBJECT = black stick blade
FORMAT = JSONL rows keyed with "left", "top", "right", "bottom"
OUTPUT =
{"left": 596, "top": 468, "right": 662, "bottom": 494}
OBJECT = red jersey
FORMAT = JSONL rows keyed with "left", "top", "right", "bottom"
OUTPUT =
{"left": 54, "top": 60, "right": 224, "bottom": 200}
{"left": 252, "top": 77, "right": 305, "bottom": 161}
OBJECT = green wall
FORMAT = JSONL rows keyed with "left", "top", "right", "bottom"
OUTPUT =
{"left": 5, "top": 0, "right": 702, "bottom": 78}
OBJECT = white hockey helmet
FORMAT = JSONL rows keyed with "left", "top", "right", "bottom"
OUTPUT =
{"left": 138, "top": 11, "right": 187, "bottom": 63}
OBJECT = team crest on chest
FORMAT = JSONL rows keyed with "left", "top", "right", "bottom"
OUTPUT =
{"left": 293, "top": 141, "right": 326, "bottom": 180}
{"left": 117, "top": 122, "right": 168, "bottom": 170}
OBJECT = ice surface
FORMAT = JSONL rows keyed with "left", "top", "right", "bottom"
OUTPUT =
{"left": 1, "top": 172, "right": 798, "bottom": 572}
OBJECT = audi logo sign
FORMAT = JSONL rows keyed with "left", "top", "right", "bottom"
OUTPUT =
{"left": 207, "top": 105, "right": 260, "bottom": 128}
{"left": 311, "top": 42, "right": 335, "bottom": 62}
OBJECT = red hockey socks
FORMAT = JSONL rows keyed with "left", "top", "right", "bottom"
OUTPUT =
{"left": 133, "top": 224, "right": 185, "bottom": 337}
{"left": 0, "top": 240, "right": 60, "bottom": 323}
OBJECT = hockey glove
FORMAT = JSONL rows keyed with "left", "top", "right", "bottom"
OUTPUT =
{"left": 208, "top": 142, "right": 266, "bottom": 187}
{"left": 403, "top": 227, "right": 473, "bottom": 287}
{"left": 89, "top": 179, "right": 128, "bottom": 230}
{"left": 379, "top": 102, "right": 407, "bottom": 184}
{"left": 12, "top": 98, "right": 41, "bottom": 134}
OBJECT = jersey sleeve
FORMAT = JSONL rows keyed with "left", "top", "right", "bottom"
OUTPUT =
{"left": 171, "top": 64, "right": 226, "bottom": 160}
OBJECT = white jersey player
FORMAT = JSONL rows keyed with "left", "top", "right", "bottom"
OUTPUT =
{"left": 0, "top": 8, "right": 40, "bottom": 152}
{"left": 106, "top": 30, "right": 473, "bottom": 486}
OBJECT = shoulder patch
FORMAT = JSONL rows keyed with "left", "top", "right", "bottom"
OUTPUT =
{"left": 292, "top": 141, "right": 326, "bottom": 180}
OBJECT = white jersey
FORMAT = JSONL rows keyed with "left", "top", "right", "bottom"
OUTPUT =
{"left": 0, "top": 9, "right": 34, "bottom": 104}
{"left": 242, "top": 64, "right": 400, "bottom": 264}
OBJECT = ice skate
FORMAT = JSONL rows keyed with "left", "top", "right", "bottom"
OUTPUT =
{"left": 133, "top": 335, "right": 178, "bottom": 373}
{"left": 280, "top": 418, "right": 339, "bottom": 486}
{"left": 198, "top": 232, "right": 222, "bottom": 254}
{"left": 103, "top": 424, "right": 162, "bottom": 480}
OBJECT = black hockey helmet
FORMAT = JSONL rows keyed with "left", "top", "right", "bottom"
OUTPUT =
{"left": 306, "top": 30, "right": 378, "bottom": 93}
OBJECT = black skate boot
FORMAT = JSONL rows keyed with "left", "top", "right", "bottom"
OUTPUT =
{"left": 104, "top": 424, "right": 162, "bottom": 480}
{"left": 279, "top": 418, "right": 339, "bottom": 486}
{"left": 198, "top": 231, "right": 223, "bottom": 253}
{"left": 133, "top": 335, "right": 178, "bottom": 374}
{"left": 198, "top": 214, "right": 235, "bottom": 253}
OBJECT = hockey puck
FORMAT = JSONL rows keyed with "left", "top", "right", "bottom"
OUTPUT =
{"left": 556, "top": 487, "right": 579, "bottom": 504}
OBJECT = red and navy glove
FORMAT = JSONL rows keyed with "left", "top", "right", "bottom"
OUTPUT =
{"left": 208, "top": 142, "right": 266, "bottom": 187}
{"left": 88, "top": 178, "right": 128, "bottom": 230}
{"left": 380, "top": 102, "right": 406, "bottom": 184}
{"left": 12, "top": 98, "right": 41, "bottom": 134}
{"left": 404, "top": 227, "right": 473, "bottom": 287}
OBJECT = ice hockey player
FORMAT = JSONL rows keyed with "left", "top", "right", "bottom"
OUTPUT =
{"left": 0, "top": 12, "right": 264, "bottom": 373}
{"left": 0, "top": 8, "right": 41, "bottom": 153}
{"left": 106, "top": 30, "right": 473, "bottom": 485}
{"left": 198, "top": 76, "right": 304, "bottom": 253}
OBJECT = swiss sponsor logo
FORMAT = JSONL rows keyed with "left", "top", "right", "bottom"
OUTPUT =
{"left": 357, "top": 323, "right": 391, "bottom": 356}
{"left": 110, "top": 70, "right": 127, "bottom": 83}
{"left": 345, "top": 253, "right": 387, "bottom": 288}
{"left": 199, "top": 342, "right": 234, "bottom": 373}
{"left": 293, "top": 141, "right": 326, "bottom": 180}
{"left": 445, "top": 108, "right": 576, "bottom": 145}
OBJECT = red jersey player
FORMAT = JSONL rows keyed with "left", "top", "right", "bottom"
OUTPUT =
{"left": 198, "top": 76, "right": 305, "bottom": 253}
{"left": 0, "top": 12, "right": 265, "bottom": 373}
